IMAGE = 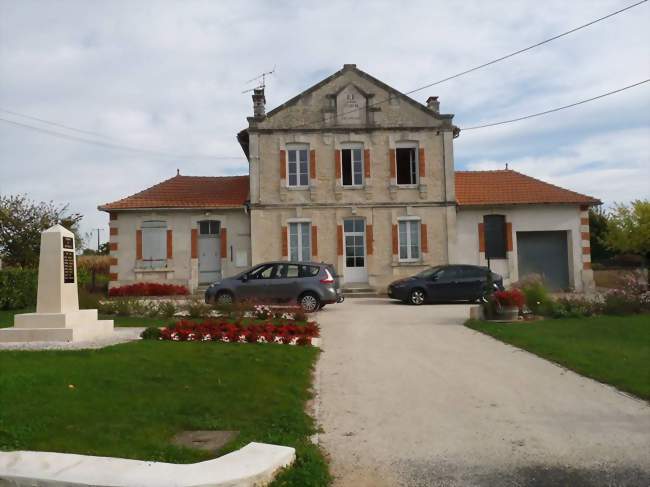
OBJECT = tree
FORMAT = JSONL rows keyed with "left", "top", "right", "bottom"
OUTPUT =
{"left": 0, "top": 194, "right": 83, "bottom": 268}
{"left": 588, "top": 207, "right": 613, "bottom": 263}
{"left": 605, "top": 200, "right": 650, "bottom": 260}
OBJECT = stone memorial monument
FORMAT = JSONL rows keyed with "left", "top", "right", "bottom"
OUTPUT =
{"left": 0, "top": 225, "right": 114, "bottom": 342}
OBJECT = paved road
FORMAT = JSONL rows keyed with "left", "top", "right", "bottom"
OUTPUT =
{"left": 314, "top": 299, "right": 650, "bottom": 487}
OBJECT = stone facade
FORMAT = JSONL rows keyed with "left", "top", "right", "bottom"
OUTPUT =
{"left": 107, "top": 209, "right": 251, "bottom": 292}
{"left": 243, "top": 64, "right": 458, "bottom": 289}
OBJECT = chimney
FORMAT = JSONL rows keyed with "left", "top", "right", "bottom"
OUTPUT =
{"left": 426, "top": 96, "right": 440, "bottom": 113}
{"left": 252, "top": 87, "right": 266, "bottom": 118}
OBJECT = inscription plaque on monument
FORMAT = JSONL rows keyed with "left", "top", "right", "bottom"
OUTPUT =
{"left": 62, "top": 236, "right": 74, "bottom": 249}
{"left": 63, "top": 251, "right": 75, "bottom": 283}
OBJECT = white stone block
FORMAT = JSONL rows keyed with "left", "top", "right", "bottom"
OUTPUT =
{"left": 0, "top": 442, "right": 295, "bottom": 487}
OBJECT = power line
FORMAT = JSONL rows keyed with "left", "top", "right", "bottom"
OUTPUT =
{"left": 286, "top": 0, "right": 647, "bottom": 130}
{"left": 0, "top": 108, "right": 117, "bottom": 141}
{"left": 461, "top": 79, "right": 650, "bottom": 131}
{"left": 0, "top": 117, "right": 244, "bottom": 161}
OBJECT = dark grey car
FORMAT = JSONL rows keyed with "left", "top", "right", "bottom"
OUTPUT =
{"left": 204, "top": 261, "right": 344, "bottom": 312}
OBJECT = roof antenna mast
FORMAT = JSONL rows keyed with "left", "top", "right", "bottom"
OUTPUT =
{"left": 242, "top": 65, "right": 276, "bottom": 94}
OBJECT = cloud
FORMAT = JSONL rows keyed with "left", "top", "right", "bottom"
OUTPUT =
{"left": 0, "top": 0, "right": 648, "bottom": 248}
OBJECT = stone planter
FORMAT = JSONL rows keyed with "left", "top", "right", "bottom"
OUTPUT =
{"left": 497, "top": 306, "right": 520, "bottom": 321}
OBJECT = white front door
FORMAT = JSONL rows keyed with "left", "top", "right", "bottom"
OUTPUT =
{"left": 198, "top": 221, "right": 221, "bottom": 284}
{"left": 343, "top": 218, "right": 368, "bottom": 284}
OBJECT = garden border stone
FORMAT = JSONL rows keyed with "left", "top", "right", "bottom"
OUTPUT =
{"left": 0, "top": 442, "right": 295, "bottom": 487}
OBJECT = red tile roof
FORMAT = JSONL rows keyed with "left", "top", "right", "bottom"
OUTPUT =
{"left": 455, "top": 170, "right": 600, "bottom": 206}
{"left": 100, "top": 170, "right": 600, "bottom": 211}
{"left": 99, "top": 175, "right": 249, "bottom": 210}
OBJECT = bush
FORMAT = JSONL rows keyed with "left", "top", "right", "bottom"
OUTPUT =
{"left": 550, "top": 296, "right": 600, "bottom": 318}
{"left": 0, "top": 268, "right": 38, "bottom": 310}
{"left": 514, "top": 275, "right": 554, "bottom": 316}
{"left": 602, "top": 290, "right": 643, "bottom": 315}
{"left": 78, "top": 288, "right": 101, "bottom": 310}
{"left": 184, "top": 298, "right": 212, "bottom": 319}
{"left": 108, "top": 283, "right": 189, "bottom": 297}
{"left": 157, "top": 301, "right": 177, "bottom": 319}
{"left": 140, "top": 326, "right": 162, "bottom": 340}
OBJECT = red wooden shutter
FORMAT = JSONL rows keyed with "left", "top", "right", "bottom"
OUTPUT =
{"left": 311, "top": 225, "right": 318, "bottom": 257}
{"left": 136, "top": 230, "right": 142, "bottom": 259}
{"left": 366, "top": 224, "right": 373, "bottom": 255}
{"left": 389, "top": 149, "right": 396, "bottom": 178}
{"left": 421, "top": 224, "right": 428, "bottom": 253}
{"left": 418, "top": 148, "right": 425, "bottom": 178}
{"left": 364, "top": 149, "right": 371, "bottom": 178}
{"left": 335, "top": 150, "right": 341, "bottom": 179}
{"left": 110, "top": 227, "right": 118, "bottom": 236}
{"left": 166, "top": 230, "right": 173, "bottom": 259}
{"left": 109, "top": 242, "right": 118, "bottom": 252}
{"left": 392, "top": 224, "right": 398, "bottom": 255}
{"left": 280, "top": 150, "right": 287, "bottom": 179}
{"left": 281, "top": 226, "right": 288, "bottom": 257}
{"left": 478, "top": 223, "right": 485, "bottom": 252}
{"left": 220, "top": 228, "right": 227, "bottom": 259}
{"left": 310, "top": 149, "right": 316, "bottom": 180}
{"left": 109, "top": 212, "right": 118, "bottom": 221}
{"left": 506, "top": 222, "right": 513, "bottom": 252}
{"left": 337, "top": 225, "right": 343, "bottom": 256}
{"left": 191, "top": 229, "right": 198, "bottom": 258}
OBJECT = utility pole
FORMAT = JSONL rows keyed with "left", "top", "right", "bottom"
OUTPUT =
{"left": 93, "top": 228, "right": 103, "bottom": 253}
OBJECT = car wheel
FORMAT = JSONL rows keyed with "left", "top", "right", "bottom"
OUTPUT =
{"left": 409, "top": 288, "right": 426, "bottom": 305}
{"left": 299, "top": 293, "right": 320, "bottom": 313}
{"left": 216, "top": 291, "right": 234, "bottom": 306}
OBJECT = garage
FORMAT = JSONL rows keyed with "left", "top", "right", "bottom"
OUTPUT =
{"left": 517, "top": 231, "right": 570, "bottom": 290}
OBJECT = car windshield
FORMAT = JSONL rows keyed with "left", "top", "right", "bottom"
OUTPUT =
{"left": 415, "top": 267, "right": 442, "bottom": 279}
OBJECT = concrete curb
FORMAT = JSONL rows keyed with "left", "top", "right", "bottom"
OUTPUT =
{"left": 0, "top": 442, "right": 295, "bottom": 487}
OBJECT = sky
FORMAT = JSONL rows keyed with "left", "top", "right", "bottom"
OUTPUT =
{"left": 0, "top": 0, "right": 648, "bottom": 250}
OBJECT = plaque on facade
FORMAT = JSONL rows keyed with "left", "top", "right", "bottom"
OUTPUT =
{"left": 62, "top": 236, "right": 74, "bottom": 249}
{"left": 63, "top": 250, "right": 75, "bottom": 283}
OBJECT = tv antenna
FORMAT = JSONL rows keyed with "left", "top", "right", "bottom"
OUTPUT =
{"left": 242, "top": 66, "right": 276, "bottom": 94}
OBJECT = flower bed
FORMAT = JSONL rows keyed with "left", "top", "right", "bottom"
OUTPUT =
{"left": 152, "top": 319, "right": 320, "bottom": 346}
{"left": 108, "top": 283, "right": 189, "bottom": 297}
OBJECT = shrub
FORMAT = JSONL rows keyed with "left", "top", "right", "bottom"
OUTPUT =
{"left": 140, "top": 326, "right": 162, "bottom": 340}
{"left": 184, "top": 298, "right": 212, "bottom": 319}
{"left": 108, "top": 283, "right": 189, "bottom": 297}
{"left": 551, "top": 296, "right": 601, "bottom": 318}
{"left": 78, "top": 288, "right": 101, "bottom": 310}
{"left": 602, "top": 290, "right": 643, "bottom": 315}
{"left": 0, "top": 268, "right": 38, "bottom": 310}
{"left": 157, "top": 301, "right": 177, "bottom": 319}
{"left": 513, "top": 275, "right": 554, "bottom": 316}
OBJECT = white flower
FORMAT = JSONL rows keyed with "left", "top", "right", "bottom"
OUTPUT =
{"left": 257, "top": 336, "right": 267, "bottom": 343}
{"left": 238, "top": 335, "right": 247, "bottom": 343}
{"left": 274, "top": 336, "right": 283, "bottom": 343}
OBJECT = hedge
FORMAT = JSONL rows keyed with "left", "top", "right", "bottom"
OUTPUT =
{"left": 0, "top": 268, "right": 38, "bottom": 310}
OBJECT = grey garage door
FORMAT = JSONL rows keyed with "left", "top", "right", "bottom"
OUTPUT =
{"left": 517, "top": 231, "right": 569, "bottom": 290}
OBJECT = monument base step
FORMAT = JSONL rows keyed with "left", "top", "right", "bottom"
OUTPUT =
{"left": 14, "top": 309, "right": 98, "bottom": 329}
{"left": 0, "top": 320, "right": 114, "bottom": 343}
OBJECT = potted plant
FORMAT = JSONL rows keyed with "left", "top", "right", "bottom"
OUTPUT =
{"left": 492, "top": 289, "right": 525, "bottom": 321}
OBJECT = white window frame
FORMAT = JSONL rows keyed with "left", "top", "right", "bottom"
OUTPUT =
{"left": 286, "top": 144, "right": 310, "bottom": 188}
{"left": 397, "top": 217, "right": 421, "bottom": 262}
{"left": 340, "top": 143, "right": 364, "bottom": 188}
{"left": 288, "top": 220, "right": 311, "bottom": 262}
{"left": 395, "top": 142, "right": 419, "bottom": 187}
{"left": 141, "top": 220, "right": 167, "bottom": 269}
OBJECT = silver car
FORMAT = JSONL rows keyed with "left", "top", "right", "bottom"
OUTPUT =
{"left": 204, "top": 261, "right": 344, "bottom": 312}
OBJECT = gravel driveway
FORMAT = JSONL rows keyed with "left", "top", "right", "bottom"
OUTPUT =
{"left": 314, "top": 298, "right": 650, "bottom": 487}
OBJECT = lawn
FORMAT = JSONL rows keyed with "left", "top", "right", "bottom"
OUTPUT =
{"left": 466, "top": 315, "right": 650, "bottom": 400}
{"left": 0, "top": 340, "right": 329, "bottom": 485}
{"left": 0, "top": 309, "right": 174, "bottom": 328}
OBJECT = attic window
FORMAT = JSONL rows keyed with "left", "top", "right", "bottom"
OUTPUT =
{"left": 396, "top": 145, "right": 418, "bottom": 185}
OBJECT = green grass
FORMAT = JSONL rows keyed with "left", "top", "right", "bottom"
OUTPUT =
{"left": 0, "top": 341, "right": 330, "bottom": 485}
{"left": 466, "top": 315, "right": 650, "bottom": 400}
{"left": 0, "top": 309, "right": 177, "bottom": 329}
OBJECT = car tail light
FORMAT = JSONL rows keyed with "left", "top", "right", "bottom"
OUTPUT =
{"left": 320, "top": 268, "right": 335, "bottom": 284}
